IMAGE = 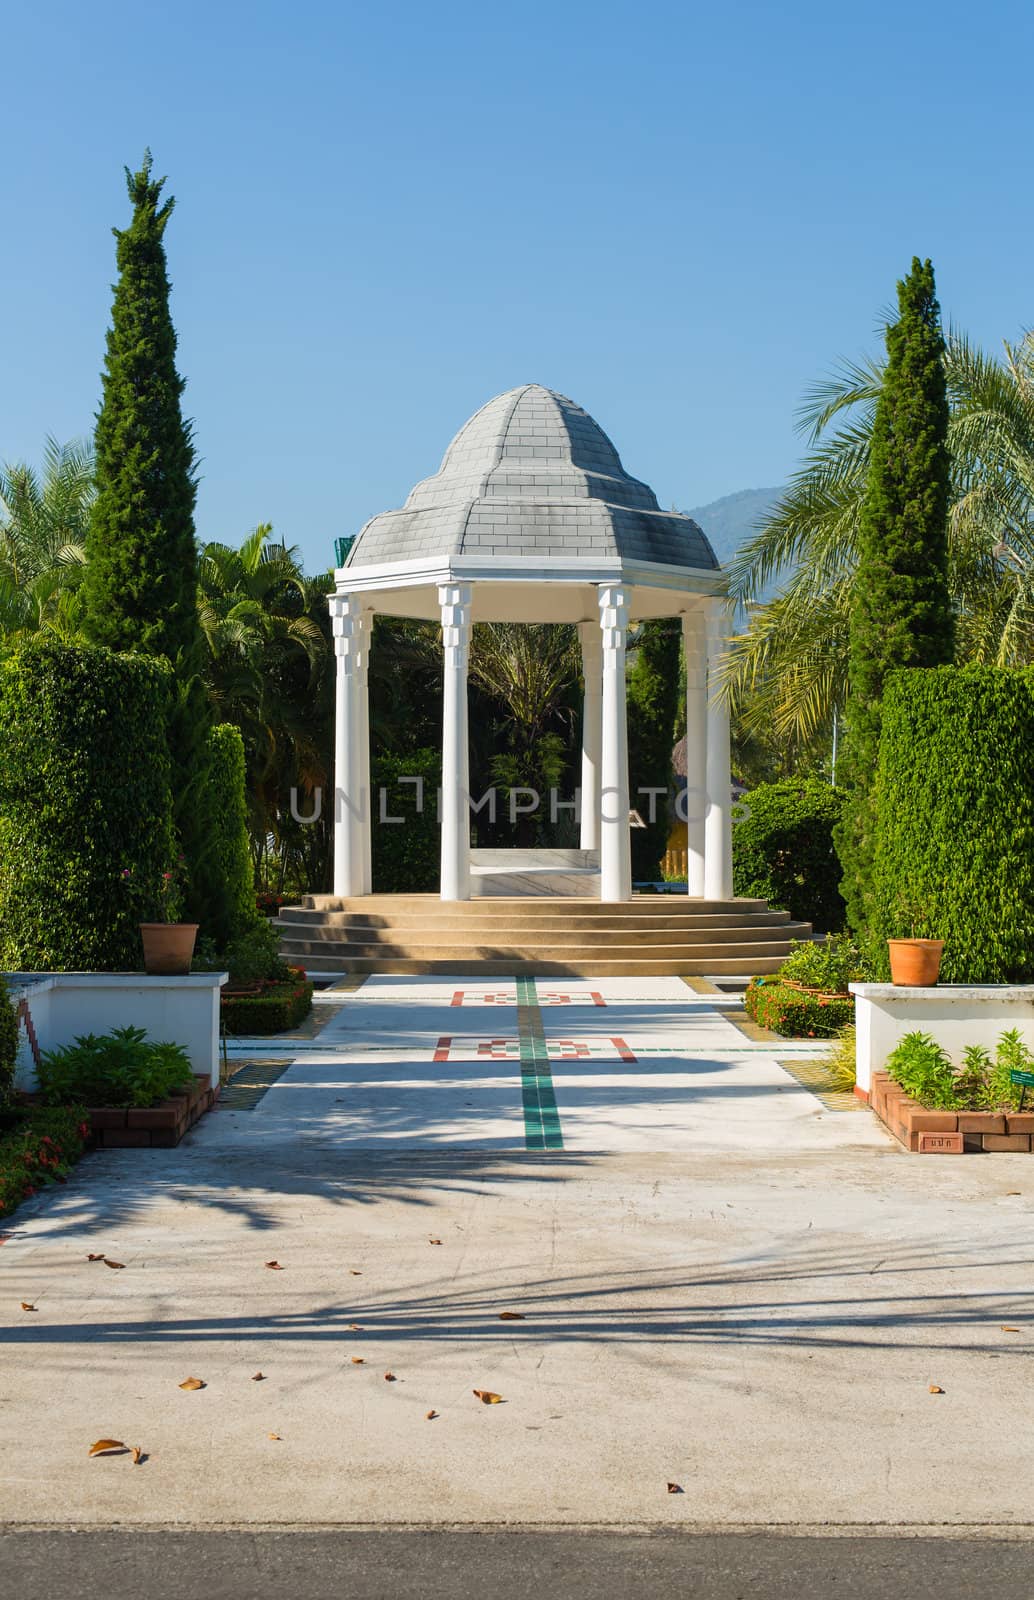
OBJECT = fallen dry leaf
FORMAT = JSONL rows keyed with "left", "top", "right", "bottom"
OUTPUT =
{"left": 103, "top": 1259, "right": 125, "bottom": 1270}
{"left": 384, "top": 1371, "right": 397, "bottom": 1382}
{"left": 268, "top": 1432, "right": 281, "bottom": 1441}
{"left": 425, "top": 1410, "right": 439, "bottom": 1420}
{"left": 264, "top": 1260, "right": 284, "bottom": 1270}
{"left": 20, "top": 1302, "right": 36, "bottom": 1312}
{"left": 178, "top": 1377, "right": 206, "bottom": 1391}
{"left": 87, "top": 1253, "right": 106, "bottom": 1262}
{"left": 348, "top": 1323, "right": 363, "bottom": 1331}
{"left": 349, "top": 1269, "right": 362, "bottom": 1276}
{"left": 1001, "top": 1325, "right": 1021, "bottom": 1333}
{"left": 428, "top": 1237, "right": 442, "bottom": 1245}
{"left": 131, "top": 1446, "right": 144, "bottom": 1465}
{"left": 928, "top": 1384, "right": 944, "bottom": 1394}
{"left": 350, "top": 1357, "right": 365, "bottom": 1365}
{"left": 252, "top": 1372, "right": 265, "bottom": 1381}
{"left": 88, "top": 1439, "right": 126, "bottom": 1457}
{"left": 498, "top": 1312, "right": 526, "bottom": 1322}
{"left": 667, "top": 1482, "right": 683, "bottom": 1494}
{"left": 473, "top": 1389, "right": 503, "bottom": 1405}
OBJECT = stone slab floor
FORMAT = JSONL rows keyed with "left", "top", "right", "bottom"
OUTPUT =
{"left": 2, "top": 976, "right": 1033, "bottom": 1530}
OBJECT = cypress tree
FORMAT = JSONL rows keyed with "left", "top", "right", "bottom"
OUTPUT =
{"left": 84, "top": 152, "right": 200, "bottom": 666}
{"left": 627, "top": 619, "right": 681, "bottom": 881}
{"left": 837, "top": 257, "right": 954, "bottom": 935}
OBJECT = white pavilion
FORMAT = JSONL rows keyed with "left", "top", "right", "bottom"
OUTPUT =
{"left": 329, "top": 384, "right": 733, "bottom": 904}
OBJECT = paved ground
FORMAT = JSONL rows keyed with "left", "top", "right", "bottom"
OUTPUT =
{"left": 5, "top": 1530, "right": 1034, "bottom": 1600}
{"left": 2, "top": 976, "right": 1034, "bottom": 1531}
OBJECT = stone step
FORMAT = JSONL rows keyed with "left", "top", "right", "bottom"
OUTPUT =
{"left": 278, "top": 951, "right": 786, "bottom": 978}
{"left": 297, "top": 894, "right": 775, "bottom": 917}
{"left": 279, "top": 935, "right": 796, "bottom": 964}
{"left": 278, "top": 921, "right": 808, "bottom": 949}
{"left": 278, "top": 908, "right": 794, "bottom": 932}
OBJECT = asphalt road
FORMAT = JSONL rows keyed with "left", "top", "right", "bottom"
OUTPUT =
{"left": 3, "top": 1530, "right": 1034, "bottom": 1599}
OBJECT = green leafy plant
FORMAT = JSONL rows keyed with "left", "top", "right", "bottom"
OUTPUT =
{"left": 732, "top": 778, "right": 845, "bottom": 932}
{"left": 0, "top": 1108, "right": 90, "bottom": 1219}
{"left": 828, "top": 1023, "right": 857, "bottom": 1090}
{"left": 779, "top": 933, "right": 868, "bottom": 994}
{"left": 988, "top": 1028, "right": 1034, "bottom": 1111}
{"left": 743, "top": 976, "right": 854, "bottom": 1038}
{"left": 225, "top": 919, "right": 289, "bottom": 985}
{"left": 952, "top": 1045, "right": 993, "bottom": 1110}
{"left": 37, "top": 1026, "right": 193, "bottom": 1109}
{"left": 885, "top": 1031, "right": 957, "bottom": 1109}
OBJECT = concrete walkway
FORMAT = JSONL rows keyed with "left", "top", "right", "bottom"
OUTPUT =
{"left": 3, "top": 976, "right": 1034, "bottom": 1529}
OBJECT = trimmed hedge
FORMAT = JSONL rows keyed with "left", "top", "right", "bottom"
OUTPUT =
{"left": 192, "top": 723, "right": 261, "bottom": 949}
{"left": 733, "top": 778, "right": 845, "bottom": 932}
{"left": 0, "top": 641, "right": 176, "bottom": 970}
{"left": 744, "top": 976, "right": 854, "bottom": 1038}
{"left": 221, "top": 968, "right": 314, "bottom": 1035}
{"left": 868, "top": 667, "right": 1034, "bottom": 982}
{"left": 0, "top": 1107, "right": 90, "bottom": 1220}
{"left": 0, "top": 979, "right": 17, "bottom": 1105}
{"left": 372, "top": 748, "right": 441, "bottom": 893}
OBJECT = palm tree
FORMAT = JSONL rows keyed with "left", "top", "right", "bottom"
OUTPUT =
{"left": 719, "top": 330, "right": 1034, "bottom": 748}
{"left": 197, "top": 524, "right": 332, "bottom": 884}
{"left": 0, "top": 437, "right": 93, "bottom": 642}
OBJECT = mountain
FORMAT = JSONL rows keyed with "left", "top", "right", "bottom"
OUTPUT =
{"left": 682, "top": 486, "right": 783, "bottom": 573}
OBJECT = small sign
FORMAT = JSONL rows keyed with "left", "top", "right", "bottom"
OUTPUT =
{"left": 1009, "top": 1070, "right": 1034, "bottom": 1087}
{"left": 917, "top": 1132, "right": 964, "bottom": 1155}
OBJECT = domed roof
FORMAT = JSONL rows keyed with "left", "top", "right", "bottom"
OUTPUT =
{"left": 346, "top": 385, "right": 718, "bottom": 573}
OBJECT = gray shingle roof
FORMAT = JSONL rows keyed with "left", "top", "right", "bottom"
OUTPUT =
{"left": 346, "top": 385, "right": 719, "bottom": 573}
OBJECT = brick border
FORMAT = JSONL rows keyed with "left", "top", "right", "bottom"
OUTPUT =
{"left": 869, "top": 1071, "right": 1034, "bottom": 1153}
{"left": 87, "top": 1074, "right": 218, "bottom": 1150}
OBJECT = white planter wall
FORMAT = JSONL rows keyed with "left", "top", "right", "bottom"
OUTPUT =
{"left": 5, "top": 972, "right": 228, "bottom": 1093}
{"left": 851, "top": 983, "right": 1034, "bottom": 1094}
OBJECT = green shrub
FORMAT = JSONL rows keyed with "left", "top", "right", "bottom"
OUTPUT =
{"left": 778, "top": 933, "right": 868, "bottom": 994}
{"left": 372, "top": 748, "right": 441, "bottom": 893}
{"left": 885, "top": 1031, "right": 957, "bottom": 1108}
{"left": 867, "top": 667, "right": 1034, "bottom": 981}
{"left": 225, "top": 919, "right": 289, "bottom": 984}
{"left": 743, "top": 976, "right": 854, "bottom": 1038}
{"left": 0, "top": 640, "right": 176, "bottom": 970}
{"left": 733, "top": 778, "right": 845, "bottom": 932}
{"left": 0, "top": 978, "right": 17, "bottom": 1107}
{"left": 221, "top": 968, "right": 314, "bottom": 1035}
{"left": 0, "top": 1107, "right": 90, "bottom": 1219}
{"left": 37, "top": 1026, "right": 194, "bottom": 1109}
{"left": 188, "top": 723, "right": 262, "bottom": 948}
{"left": 987, "top": 1028, "right": 1034, "bottom": 1112}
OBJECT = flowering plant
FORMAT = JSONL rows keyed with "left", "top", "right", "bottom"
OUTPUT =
{"left": 120, "top": 856, "right": 187, "bottom": 924}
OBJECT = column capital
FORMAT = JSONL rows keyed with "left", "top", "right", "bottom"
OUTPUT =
{"left": 597, "top": 585, "right": 630, "bottom": 655}
{"left": 329, "top": 592, "right": 361, "bottom": 662}
{"left": 439, "top": 582, "right": 472, "bottom": 662}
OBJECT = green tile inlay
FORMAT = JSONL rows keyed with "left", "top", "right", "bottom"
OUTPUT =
{"left": 515, "top": 975, "right": 564, "bottom": 1151}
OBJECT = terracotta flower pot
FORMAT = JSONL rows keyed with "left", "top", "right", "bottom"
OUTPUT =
{"left": 140, "top": 922, "right": 199, "bottom": 976}
{"left": 887, "top": 938, "right": 943, "bottom": 987}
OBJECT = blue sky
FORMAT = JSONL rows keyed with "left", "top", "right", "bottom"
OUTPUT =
{"left": 2, "top": 0, "right": 1031, "bottom": 573}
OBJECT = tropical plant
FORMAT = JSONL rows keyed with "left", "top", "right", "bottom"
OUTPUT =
{"left": 885, "top": 1031, "right": 957, "bottom": 1109}
{"left": 719, "top": 327, "right": 1034, "bottom": 747}
{"left": 37, "top": 1026, "right": 193, "bottom": 1109}
{"left": 778, "top": 933, "right": 867, "bottom": 994}
{"left": 0, "top": 437, "right": 93, "bottom": 642}
{"left": 627, "top": 620, "right": 681, "bottom": 879}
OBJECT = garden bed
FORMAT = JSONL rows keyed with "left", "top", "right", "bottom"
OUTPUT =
{"left": 221, "top": 966, "right": 313, "bottom": 1035}
{"left": 87, "top": 1072, "right": 218, "bottom": 1148}
{"left": 744, "top": 976, "right": 854, "bottom": 1038}
{"left": 870, "top": 1071, "right": 1034, "bottom": 1152}
{"left": 0, "top": 1106, "right": 91, "bottom": 1219}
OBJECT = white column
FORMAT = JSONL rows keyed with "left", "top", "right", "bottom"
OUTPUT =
{"left": 682, "top": 609, "right": 708, "bottom": 898}
{"left": 703, "top": 600, "right": 734, "bottom": 900}
{"left": 330, "top": 592, "right": 362, "bottom": 898}
{"left": 357, "top": 602, "right": 373, "bottom": 895}
{"left": 598, "top": 584, "right": 631, "bottom": 903}
{"left": 439, "top": 582, "right": 472, "bottom": 902}
{"left": 578, "top": 621, "right": 602, "bottom": 853}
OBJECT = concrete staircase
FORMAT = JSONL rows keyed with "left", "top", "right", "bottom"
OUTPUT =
{"left": 276, "top": 895, "right": 810, "bottom": 978}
